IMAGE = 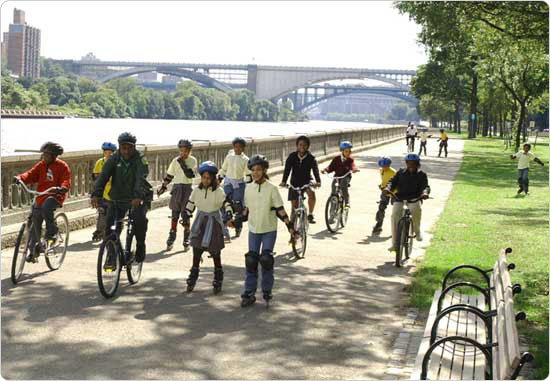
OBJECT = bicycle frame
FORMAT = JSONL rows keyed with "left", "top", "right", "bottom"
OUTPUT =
{"left": 106, "top": 202, "right": 137, "bottom": 265}
{"left": 286, "top": 183, "right": 311, "bottom": 220}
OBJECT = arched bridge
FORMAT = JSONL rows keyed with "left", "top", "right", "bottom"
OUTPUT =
{"left": 285, "top": 85, "right": 417, "bottom": 112}
{"left": 52, "top": 59, "right": 416, "bottom": 102}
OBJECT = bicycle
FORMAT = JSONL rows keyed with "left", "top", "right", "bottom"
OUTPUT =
{"left": 324, "top": 171, "right": 352, "bottom": 233}
{"left": 11, "top": 179, "right": 69, "bottom": 284}
{"left": 97, "top": 202, "right": 143, "bottom": 298}
{"left": 386, "top": 190, "right": 427, "bottom": 267}
{"left": 281, "top": 183, "right": 311, "bottom": 258}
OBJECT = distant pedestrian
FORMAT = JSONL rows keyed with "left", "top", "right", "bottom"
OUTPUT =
{"left": 510, "top": 143, "right": 544, "bottom": 196}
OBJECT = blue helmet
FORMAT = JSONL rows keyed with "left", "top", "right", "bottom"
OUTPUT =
{"left": 101, "top": 142, "right": 117, "bottom": 151}
{"left": 198, "top": 161, "right": 218, "bottom": 175}
{"left": 404, "top": 153, "right": 420, "bottom": 162}
{"left": 378, "top": 157, "right": 392, "bottom": 167}
{"left": 339, "top": 141, "right": 353, "bottom": 151}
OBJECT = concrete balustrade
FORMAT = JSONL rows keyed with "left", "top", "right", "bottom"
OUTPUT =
{"left": 1, "top": 125, "right": 405, "bottom": 229}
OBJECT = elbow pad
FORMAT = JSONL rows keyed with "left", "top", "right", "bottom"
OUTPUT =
{"left": 163, "top": 174, "right": 174, "bottom": 184}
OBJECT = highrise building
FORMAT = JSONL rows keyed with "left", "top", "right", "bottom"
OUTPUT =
{"left": 2, "top": 8, "right": 41, "bottom": 78}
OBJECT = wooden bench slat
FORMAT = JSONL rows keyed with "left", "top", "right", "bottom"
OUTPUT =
{"left": 436, "top": 292, "right": 462, "bottom": 380}
{"left": 460, "top": 294, "right": 476, "bottom": 380}
{"left": 502, "top": 273, "right": 522, "bottom": 375}
{"left": 411, "top": 290, "right": 443, "bottom": 380}
{"left": 490, "top": 273, "right": 500, "bottom": 380}
{"left": 497, "top": 301, "right": 512, "bottom": 380}
{"left": 473, "top": 294, "right": 488, "bottom": 379}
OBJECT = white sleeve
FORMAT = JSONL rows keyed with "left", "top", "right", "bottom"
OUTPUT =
{"left": 166, "top": 158, "right": 177, "bottom": 177}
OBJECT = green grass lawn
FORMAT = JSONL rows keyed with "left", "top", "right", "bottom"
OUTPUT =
{"left": 408, "top": 134, "right": 549, "bottom": 379}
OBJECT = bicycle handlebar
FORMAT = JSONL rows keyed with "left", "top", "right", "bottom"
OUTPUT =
{"left": 14, "top": 178, "right": 58, "bottom": 196}
{"left": 325, "top": 170, "right": 353, "bottom": 180}
{"left": 385, "top": 190, "right": 429, "bottom": 203}
{"left": 281, "top": 183, "right": 313, "bottom": 192}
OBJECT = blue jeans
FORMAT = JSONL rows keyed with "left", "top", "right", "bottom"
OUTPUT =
{"left": 518, "top": 168, "right": 529, "bottom": 193}
{"left": 244, "top": 230, "right": 277, "bottom": 294}
{"left": 222, "top": 182, "right": 246, "bottom": 238}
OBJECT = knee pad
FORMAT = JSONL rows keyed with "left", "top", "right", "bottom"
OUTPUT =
{"left": 245, "top": 251, "right": 260, "bottom": 273}
{"left": 259, "top": 251, "right": 274, "bottom": 271}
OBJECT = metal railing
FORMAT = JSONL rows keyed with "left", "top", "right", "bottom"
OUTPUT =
{"left": 1, "top": 125, "right": 405, "bottom": 213}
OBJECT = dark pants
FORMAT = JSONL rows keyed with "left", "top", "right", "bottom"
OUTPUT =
{"left": 418, "top": 141, "right": 427, "bottom": 156}
{"left": 192, "top": 247, "right": 222, "bottom": 268}
{"left": 518, "top": 168, "right": 529, "bottom": 193}
{"left": 223, "top": 181, "right": 246, "bottom": 233}
{"left": 95, "top": 198, "right": 110, "bottom": 235}
{"left": 105, "top": 202, "right": 148, "bottom": 260}
{"left": 31, "top": 196, "right": 60, "bottom": 245}
{"left": 331, "top": 177, "right": 351, "bottom": 204}
{"left": 406, "top": 136, "right": 415, "bottom": 151}
{"left": 374, "top": 191, "right": 390, "bottom": 229}
{"left": 438, "top": 141, "right": 448, "bottom": 157}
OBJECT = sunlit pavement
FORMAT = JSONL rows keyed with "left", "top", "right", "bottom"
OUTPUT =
{"left": 1, "top": 138, "right": 463, "bottom": 380}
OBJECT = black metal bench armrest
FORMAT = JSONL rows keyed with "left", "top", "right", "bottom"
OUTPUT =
{"left": 437, "top": 281, "right": 491, "bottom": 313}
{"left": 421, "top": 336, "right": 493, "bottom": 380}
{"left": 510, "top": 352, "right": 534, "bottom": 379}
{"left": 442, "top": 265, "right": 493, "bottom": 290}
{"left": 430, "top": 304, "right": 496, "bottom": 345}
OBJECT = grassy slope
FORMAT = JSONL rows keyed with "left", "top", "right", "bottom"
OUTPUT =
{"left": 408, "top": 134, "right": 549, "bottom": 379}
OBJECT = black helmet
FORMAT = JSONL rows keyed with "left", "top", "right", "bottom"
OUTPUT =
{"left": 248, "top": 154, "right": 269, "bottom": 170}
{"left": 178, "top": 139, "right": 193, "bottom": 149}
{"left": 40, "top": 142, "right": 64, "bottom": 156}
{"left": 523, "top": 143, "right": 531, "bottom": 149}
{"left": 232, "top": 137, "right": 246, "bottom": 147}
{"left": 296, "top": 135, "right": 310, "bottom": 147}
{"left": 118, "top": 132, "right": 137, "bottom": 146}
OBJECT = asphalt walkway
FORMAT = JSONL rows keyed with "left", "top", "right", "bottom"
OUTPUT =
{"left": 1, "top": 138, "right": 464, "bottom": 380}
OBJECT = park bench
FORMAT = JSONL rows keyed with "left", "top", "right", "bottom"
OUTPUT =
{"left": 411, "top": 248, "right": 533, "bottom": 380}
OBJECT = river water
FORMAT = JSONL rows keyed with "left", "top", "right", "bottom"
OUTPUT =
{"left": 0, "top": 118, "right": 394, "bottom": 156}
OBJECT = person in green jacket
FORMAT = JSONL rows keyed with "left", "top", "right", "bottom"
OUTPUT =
{"left": 91, "top": 132, "right": 153, "bottom": 269}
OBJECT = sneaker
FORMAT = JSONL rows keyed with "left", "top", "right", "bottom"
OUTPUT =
{"left": 517, "top": 188, "right": 523, "bottom": 194}
{"left": 372, "top": 226, "right": 382, "bottom": 235}
{"left": 388, "top": 246, "right": 397, "bottom": 252}
{"left": 525, "top": 192, "right": 530, "bottom": 196}
{"left": 416, "top": 232, "right": 423, "bottom": 242}
{"left": 307, "top": 214, "right": 316, "bottom": 224}
{"left": 103, "top": 252, "right": 117, "bottom": 272}
{"left": 344, "top": 203, "right": 350, "bottom": 209}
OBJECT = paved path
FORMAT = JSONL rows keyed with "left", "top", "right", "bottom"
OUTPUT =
{"left": 1, "top": 138, "right": 464, "bottom": 380}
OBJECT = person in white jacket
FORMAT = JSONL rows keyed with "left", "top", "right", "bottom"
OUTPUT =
{"left": 218, "top": 137, "right": 252, "bottom": 238}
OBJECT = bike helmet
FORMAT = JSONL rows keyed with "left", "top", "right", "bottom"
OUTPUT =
{"left": 439, "top": 128, "right": 445, "bottom": 132}
{"left": 198, "top": 161, "right": 218, "bottom": 175}
{"left": 40, "top": 142, "right": 64, "bottom": 156}
{"left": 118, "top": 132, "right": 137, "bottom": 146}
{"left": 404, "top": 153, "right": 420, "bottom": 162}
{"left": 296, "top": 135, "right": 311, "bottom": 147}
{"left": 247, "top": 154, "right": 269, "bottom": 170}
{"left": 523, "top": 143, "right": 531, "bottom": 149}
{"left": 101, "top": 142, "right": 117, "bottom": 151}
{"left": 378, "top": 157, "right": 392, "bottom": 167}
{"left": 178, "top": 139, "right": 193, "bottom": 149}
{"left": 232, "top": 137, "right": 246, "bottom": 147}
{"left": 339, "top": 141, "right": 353, "bottom": 150}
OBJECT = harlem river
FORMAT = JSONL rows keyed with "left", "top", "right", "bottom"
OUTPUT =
{"left": 0, "top": 118, "right": 396, "bottom": 156}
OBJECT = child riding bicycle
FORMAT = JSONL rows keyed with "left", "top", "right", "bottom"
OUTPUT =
{"left": 280, "top": 135, "right": 321, "bottom": 224}
{"left": 15, "top": 142, "right": 71, "bottom": 261}
{"left": 157, "top": 139, "right": 197, "bottom": 251}
{"left": 91, "top": 132, "right": 153, "bottom": 269}
{"left": 372, "top": 156, "right": 396, "bottom": 235}
{"left": 383, "top": 153, "right": 430, "bottom": 252}
{"left": 406, "top": 123, "right": 418, "bottom": 152}
{"left": 321, "top": 141, "right": 359, "bottom": 208}
{"left": 91, "top": 142, "right": 117, "bottom": 242}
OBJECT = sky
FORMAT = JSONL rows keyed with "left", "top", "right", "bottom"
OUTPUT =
{"left": 0, "top": 1, "right": 427, "bottom": 70}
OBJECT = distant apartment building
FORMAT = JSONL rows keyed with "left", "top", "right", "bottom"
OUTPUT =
{"left": 138, "top": 71, "right": 157, "bottom": 82}
{"left": 2, "top": 8, "right": 41, "bottom": 78}
{"left": 161, "top": 74, "right": 181, "bottom": 84}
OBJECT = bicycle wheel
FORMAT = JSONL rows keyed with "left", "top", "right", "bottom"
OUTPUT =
{"left": 126, "top": 233, "right": 142, "bottom": 284}
{"left": 325, "top": 195, "right": 340, "bottom": 233}
{"left": 292, "top": 213, "right": 306, "bottom": 258}
{"left": 11, "top": 223, "right": 30, "bottom": 284}
{"left": 396, "top": 219, "right": 407, "bottom": 267}
{"left": 97, "top": 239, "right": 122, "bottom": 298}
{"left": 340, "top": 198, "right": 349, "bottom": 228}
{"left": 45, "top": 212, "right": 69, "bottom": 271}
{"left": 406, "top": 219, "right": 414, "bottom": 260}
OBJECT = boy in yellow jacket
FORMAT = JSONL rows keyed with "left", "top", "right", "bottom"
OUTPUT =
{"left": 372, "top": 157, "right": 396, "bottom": 235}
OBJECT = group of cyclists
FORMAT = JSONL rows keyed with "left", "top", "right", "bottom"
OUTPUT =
{"left": 14, "top": 127, "right": 437, "bottom": 307}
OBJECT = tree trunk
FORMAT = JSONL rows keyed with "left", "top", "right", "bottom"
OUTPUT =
{"left": 499, "top": 112, "right": 503, "bottom": 137}
{"left": 468, "top": 73, "right": 478, "bottom": 138}
{"left": 515, "top": 102, "right": 526, "bottom": 151}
